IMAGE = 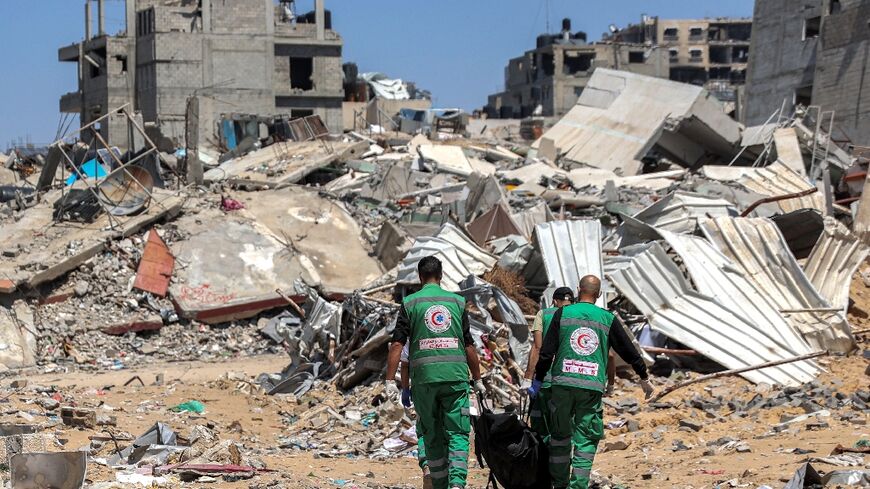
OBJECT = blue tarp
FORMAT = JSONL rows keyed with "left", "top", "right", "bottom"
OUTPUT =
{"left": 66, "top": 159, "right": 107, "bottom": 186}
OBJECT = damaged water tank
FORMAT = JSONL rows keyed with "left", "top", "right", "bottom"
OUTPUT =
{"left": 536, "top": 18, "right": 586, "bottom": 47}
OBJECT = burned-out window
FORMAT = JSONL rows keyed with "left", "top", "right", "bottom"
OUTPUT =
{"left": 669, "top": 49, "right": 679, "bottom": 62}
{"left": 291, "top": 109, "right": 314, "bottom": 120}
{"left": 709, "top": 46, "right": 729, "bottom": 64}
{"left": 795, "top": 85, "right": 813, "bottom": 107}
{"left": 289, "top": 57, "right": 314, "bottom": 90}
{"left": 830, "top": 0, "right": 842, "bottom": 14}
{"left": 732, "top": 46, "right": 749, "bottom": 63}
{"left": 628, "top": 51, "right": 645, "bottom": 63}
{"left": 689, "top": 27, "right": 704, "bottom": 40}
{"left": 542, "top": 53, "right": 555, "bottom": 76}
{"left": 115, "top": 55, "right": 128, "bottom": 74}
{"left": 803, "top": 16, "right": 821, "bottom": 40}
{"left": 709, "top": 67, "right": 731, "bottom": 80}
{"left": 689, "top": 49, "right": 703, "bottom": 62}
{"left": 564, "top": 52, "right": 594, "bottom": 74}
{"left": 663, "top": 27, "right": 679, "bottom": 40}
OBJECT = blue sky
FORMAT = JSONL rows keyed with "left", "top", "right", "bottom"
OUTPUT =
{"left": 0, "top": 0, "right": 754, "bottom": 149}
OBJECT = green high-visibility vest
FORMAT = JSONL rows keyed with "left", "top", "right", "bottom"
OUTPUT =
{"left": 549, "top": 302, "right": 612, "bottom": 393}
{"left": 404, "top": 283, "right": 468, "bottom": 386}
{"left": 540, "top": 307, "right": 557, "bottom": 388}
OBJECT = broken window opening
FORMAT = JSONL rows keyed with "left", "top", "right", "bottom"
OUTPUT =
{"left": 541, "top": 53, "right": 555, "bottom": 77}
{"left": 115, "top": 55, "right": 128, "bottom": 74}
{"left": 689, "top": 27, "right": 704, "bottom": 41}
{"left": 563, "top": 52, "right": 594, "bottom": 74}
{"left": 628, "top": 51, "right": 645, "bottom": 63}
{"left": 709, "top": 46, "right": 730, "bottom": 64}
{"left": 803, "top": 16, "right": 821, "bottom": 40}
{"left": 663, "top": 27, "right": 679, "bottom": 40}
{"left": 289, "top": 57, "right": 314, "bottom": 91}
{"left": 795, "top": 84, "right": 813, "bottom": 107}
{"left": 669, "top": 49, "right": 679, "bottom": 62}
{"left": 689, "top": 49, "right": 703, "bottom": 62}
{"left": 830, "top": 0, "right": 842, "bottom": 15}
{"left": 709, "top": 67, "right": 731, "bottom": 80}
{"left": 731, "top": 46, "right": 749, "bottom": 63}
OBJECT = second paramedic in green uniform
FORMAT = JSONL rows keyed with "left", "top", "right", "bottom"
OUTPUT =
{"left": 386, "top": 256, "right": 485, "bottom": 489}
{"left": 523, "top": 286, "right": 576, "bottom": 438}
{"left": 530, "top": 275, "right": 654, "bottom": 489}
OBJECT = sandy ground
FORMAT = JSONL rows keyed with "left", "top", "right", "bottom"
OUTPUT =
{"left": 1, "top": 273, "right": 868, "bottom": 488}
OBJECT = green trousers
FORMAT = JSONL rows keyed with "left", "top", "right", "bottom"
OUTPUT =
{"left": 417, "top": 424, "right": 428, "bottom": 469}
{"left": 529, "top": 386, "right": 551, "bottom": 440}
{"left": 412, "top": 381, "right": 471, "bottom": 489}
{"left": 548, "top": 386, "right": 603, "bottom": 489}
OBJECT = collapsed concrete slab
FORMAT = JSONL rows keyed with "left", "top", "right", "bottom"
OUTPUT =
{"left": 168, "top": 210, "right": 319, "bottom": 325}
{"left": 535, "top": 68, "right": 745, "bottom": 175}
{"left": 203, "top": 140, "right": 368, "bottom": 188}
{"left": 0, "top": 189, "right": 184, "bottom": 294}
{"left": 240, "top": 188, "right": 383, "bottom": 295}
{"left": 0, "top": 302, "right": 37, "bottom": 369}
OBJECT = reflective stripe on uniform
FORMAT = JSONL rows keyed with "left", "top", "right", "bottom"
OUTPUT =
{"left": 448, "top": 459, "right": 468, "bottom": 469}
{"left": 551, "top": 376, "right": 607, "bottom": 391}
{"left": 404, "top": 296, "right": 464, "bottom": 309}
{"left": 560, "top": 318, "right": 611, "bottom": 335}
{"left": 549, "top": 455, "right": 571, "bottom": 464}
{"left": 410, "top": 355, "right": 466, "bottom": 367}
{"left": 575, "top": 451, "right": 595, "bottom": 461}
{"left": 428, "top": 457, "right": 447, "bottom": 469}
{"left": 460, "top": 408, "right": 470, "bottom": 416}
{"left": 429, "top": 469, "right": 448, "bottom": 480}
{"left": 550, "top": 437, "right": 571, "bottom": 447}
{"left": 573, "top": 467, "right": 591, "bottom": 478}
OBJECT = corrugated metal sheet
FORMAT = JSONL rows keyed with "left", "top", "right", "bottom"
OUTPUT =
{"left": 396, "top": 224, "right": 496, "bottom": 291}
{"left": 534, "top": 69, "right": 740, "bottom": 175}
{"left": 699, "top": 217, "right": 855, "bottom": 353}
{"left": 632, "top": 191, "right": 737, "bottom": 234}
{"left": 608, "top": 242, "right": 820, "bottom": 386}
{"left": 702, "top": 162, "right": 824, "bottom": 214}
{"left": 804, "top": 219, "right": 870, "bottom": 313}
{"left": 534, "top": 220, "right": 605, "bottom": 306}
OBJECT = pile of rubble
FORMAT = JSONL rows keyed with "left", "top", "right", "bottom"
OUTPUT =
{"left": 0, "top": 68, "right": 868, "bottom": 486}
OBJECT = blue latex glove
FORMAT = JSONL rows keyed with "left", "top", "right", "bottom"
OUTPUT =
{"left": 401, "top": 388, "right": 412, "bottom": 408}
{"left": 527, "top": 379, "right": 543, "bottom": 399}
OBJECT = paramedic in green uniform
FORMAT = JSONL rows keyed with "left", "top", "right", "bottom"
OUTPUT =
{"left": 386, "top": 256, "right": 486, "bottom": 489}
{"left": 523, "top": 286, "right": 576, "bottom": 438}
{"left": 529, "top": 275, "right": 654, "bottom": 489}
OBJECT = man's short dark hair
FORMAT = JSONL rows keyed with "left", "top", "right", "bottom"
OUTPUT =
{"left": 418, "top": 256, "right": 443, "bottom": 282}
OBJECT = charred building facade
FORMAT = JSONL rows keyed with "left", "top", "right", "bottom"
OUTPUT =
{"left": 743, "top": 0, "right": 870, "bottom": 146}
{"left": 59, "top": 0, "right": 344, "bottom": 149}
{"left": 607, "top": 16, "right": 752, "bottom": 114}
{"left": 484, "top": 19, "right": 669, "bottom": 119}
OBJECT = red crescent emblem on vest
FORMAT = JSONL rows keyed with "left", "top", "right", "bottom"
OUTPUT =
{"left": 570, "top": 327, "right": 599, "bottom": 356}
{"left": 424, "top": 305, "right": 452, "bottom": 333}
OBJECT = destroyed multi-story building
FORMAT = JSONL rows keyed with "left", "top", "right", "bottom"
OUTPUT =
{"left": 484, "top": 19, "right": 669, "bottom": 119}
{"left": 606, "top": 16, "right": 753, "bottom": 111}
{"left": 58, "top": 0, "right": 344, "bottom": 150}
{"left": 743, "top": 0, "right": 870, "bottom": 146}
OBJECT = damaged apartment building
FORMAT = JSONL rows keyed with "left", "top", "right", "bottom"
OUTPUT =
{"left": 605, "top": 16, "right": 752, "bottom": 114}
{"left": 58, "top": 0, "right": 344, "bottom": 150}
{"left": 743, "top": 0, "right": 870, "bottom": 147}
{"left": 484, "top": 19, "right": 669, "bottom": 119}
